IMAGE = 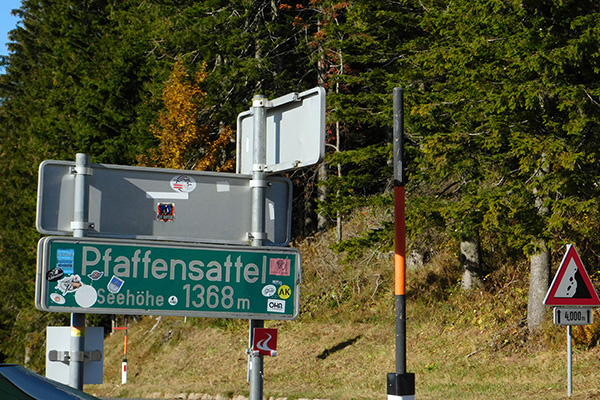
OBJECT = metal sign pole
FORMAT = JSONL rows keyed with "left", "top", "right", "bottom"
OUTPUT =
{"left": 567, "top": 325, "right": 573, "bottom": 396}
{"left": 249, "top": 95, "right": 268, "bottom": 400}
{"left": 69, "top": 153, "right": 91, "bottom": 390}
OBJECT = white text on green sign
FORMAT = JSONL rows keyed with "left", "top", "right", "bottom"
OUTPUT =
{"left": 37, "top": 238, "right": 300, "bottom": 320}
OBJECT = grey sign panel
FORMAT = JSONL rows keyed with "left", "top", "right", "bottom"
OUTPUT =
{"left": 37, "top": 161, "right": 292, "bottom": 246}
{"left": 236, "top": 86, "right": 326, "bottom": 174}
{"left": 36, "top": 237, "right": 301, "bottom": 320}
{"left": 45, "top": 326, "right": 104, "bottom": 385}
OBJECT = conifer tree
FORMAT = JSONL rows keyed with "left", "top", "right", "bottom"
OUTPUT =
{"left": 0, "top": 0, "right": 167, "bottom": 366}
{"left": 298, "top": 0, "right": 423, "bottom": 243}
{"left": 409, "top": 0, "right": 600, "bottom": 330}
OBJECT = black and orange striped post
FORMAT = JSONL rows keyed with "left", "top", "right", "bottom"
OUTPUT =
{"left": 387, "top": 87, "right": 415, "bottom": 400}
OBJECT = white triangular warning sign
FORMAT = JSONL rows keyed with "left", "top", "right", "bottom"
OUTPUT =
{"left": 544, "top": 245, "right": 600, "bottom": 306}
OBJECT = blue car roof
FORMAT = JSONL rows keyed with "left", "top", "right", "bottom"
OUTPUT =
{"left": 0, "top": 364, "right": 100, "bottom": 400}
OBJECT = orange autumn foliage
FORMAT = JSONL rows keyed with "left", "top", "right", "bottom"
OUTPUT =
{"left": 140, "top": 60, "right": 234, "bottom": 171}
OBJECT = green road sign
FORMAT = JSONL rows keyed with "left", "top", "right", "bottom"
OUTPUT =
{"left": 36, "top": 237, "right": 301, "bottom": 320}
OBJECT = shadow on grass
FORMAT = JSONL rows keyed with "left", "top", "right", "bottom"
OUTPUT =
{"left": 317, "top": 335, "right": 362, "bottom": 359}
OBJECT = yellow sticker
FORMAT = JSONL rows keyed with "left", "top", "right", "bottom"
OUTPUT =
{"left": 277, "top": 285, "right": 291, "bottom": 300}
{"left": 71, "top": 327, "right": 85, "bottom": 337}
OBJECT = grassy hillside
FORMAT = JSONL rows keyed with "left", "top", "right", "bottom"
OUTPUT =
{"left": 86, "top": 210, "right": 600, "bottom": 400}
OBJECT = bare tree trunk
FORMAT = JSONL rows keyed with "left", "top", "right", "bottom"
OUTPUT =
{"left": 315, "top": 19, "right": 328, "bottom": 232}
{"left": 24, "top": 346, "right": 31, "bottom": 365}
{"left": 302, "top": 193, "right": 317, "bottom": 235}
{"left": 528, "top": 238, "right": 550, "bottom": 332}
{"left": 527, "top": 156, "right": 550, "bottom": 332}
{"left": 317, "top": 162, "right": 328, "bottom": 231}
{"left": 460, "top": 234, "right": 483, "bottom": 291}
{"left": 335, "top": 119, "right": 342, "bottom": 242}
{"left": 296, "top": 168, "right": 318, "bottom": 236}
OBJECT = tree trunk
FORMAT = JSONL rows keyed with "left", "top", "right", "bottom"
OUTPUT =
{"left": 317, "top": 162, "right": 328, "bottom": 231}
{"left": 335, "top": 119, "right": 342, "bottom": 242}
{"left": 527, "top": 239, "right": 550, "bottom": 332}
{"left": 528, "top": 156, "right": 550, "bottom": 332}
{"left": 460, "top": 234, "right": 483, "bottom": 291}
{"left": 301, "top": 169, "right": 317, "bottom": 236}
{"left": 315, "top": 20, "right": 328, "bottom": 232}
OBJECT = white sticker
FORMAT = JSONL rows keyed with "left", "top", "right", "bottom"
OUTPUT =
{"left": 262, "top": 284, "right": 277, "bottom": 297}
{"left": 75, "top": 285, "right": 98, "bottom": 308}
{"left": 216, "top": 181, "right": 230, "bottom": 192}
{"left": 50, "top": 293, "right": 65, "bottom": 304}
{"left": 168, "top": 295, "right": 178, "bottom": 306}
{"left": 267, "top": 299, "right": 286, "bottom": 313}
{"left": 268, "top": 202, "right": 275, "bottom": 220}
{"left": 170, "top": 175, "right": 197, "bottom": 193}
{"left": 56, "top": 275, "right": 82, "bottom": 295}
{"left": 146, "top": 192, "right": 189, "bottom": 200}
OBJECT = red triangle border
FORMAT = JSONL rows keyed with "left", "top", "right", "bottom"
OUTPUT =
{"left": 544, "top": 245, "right": 600, "bottom": 306}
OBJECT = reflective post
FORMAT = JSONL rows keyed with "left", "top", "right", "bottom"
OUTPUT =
{"left": 122, "top": 326, "right": 128, "bottom": 385}
{"left": 387, "top": 88, "right": 415, "bottom": 400}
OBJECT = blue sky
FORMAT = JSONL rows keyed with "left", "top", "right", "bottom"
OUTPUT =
{"left": 1, "top": 0, "right": 23, "bottom": 72}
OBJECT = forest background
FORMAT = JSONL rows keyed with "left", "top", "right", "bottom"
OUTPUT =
{"left": 2, "top": 0, "right": 600, "bottom": 380}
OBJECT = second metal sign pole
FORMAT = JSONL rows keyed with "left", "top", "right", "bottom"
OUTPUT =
{"left": 70, "top": 153, "right": 91, "bottom": 390}
{"left": 249, "top": 94, "right": 268, "bottom": 400}
{"left": 567, "top": 325, "right": 573, "bottom": 396}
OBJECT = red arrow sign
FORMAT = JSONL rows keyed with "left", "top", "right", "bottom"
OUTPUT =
{"left": 252, "top": 328, "right": 277, "bottom": 356}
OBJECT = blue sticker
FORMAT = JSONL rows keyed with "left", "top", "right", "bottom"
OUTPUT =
{"left": 107, "top": 275, "right": 124, "bottom": 293}
{"left": 56, "top": 249, "right": 75, "bottom": 274}
{"left": 88, "top": 270, "right": 104, "bottom": 281}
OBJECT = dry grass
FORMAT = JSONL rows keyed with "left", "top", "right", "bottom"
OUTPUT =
{"left": 86, "top": 209, "right": 600, "bottom": 400}
{"left": 88, "top": 306, "right": 600, "bottom": 399}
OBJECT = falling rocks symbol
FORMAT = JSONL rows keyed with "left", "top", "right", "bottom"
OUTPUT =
{"left": 555, "top": 261, "right": 591, "bottom": 299}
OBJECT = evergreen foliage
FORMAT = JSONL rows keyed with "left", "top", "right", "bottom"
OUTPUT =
{"left": 409, "top": 0, "right": 600, "bottom": 255}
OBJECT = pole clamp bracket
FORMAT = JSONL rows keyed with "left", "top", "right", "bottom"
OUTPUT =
{"left": 248, "top": 232, "right": 268, "bottom": 241}
{"left": 252, "top": 98, "right": 272, "bottom": 108}
{"left": 70, "top": 166, "right": 93, "bottom": 176}
{"left": 48, "top": 350, "right": 71, "bottom": 364}
{"left": 252, "top": 163, "right": 270, "bottom": 172}
{"left": 249, "top": 179, "right": 269, "bottom": 188}
{"left": 48, "top": 350, "right": 102, "bottom": 364}
{"left": 70, "top": 221, "right": 95, "bottom": 230}
{"left": 245, "top": 348, "right": 277, "bottom": 357}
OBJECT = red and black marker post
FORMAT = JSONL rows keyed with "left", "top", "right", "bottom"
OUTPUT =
{"left": 387, "top": 87, "right": 415, "bottom": 400}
